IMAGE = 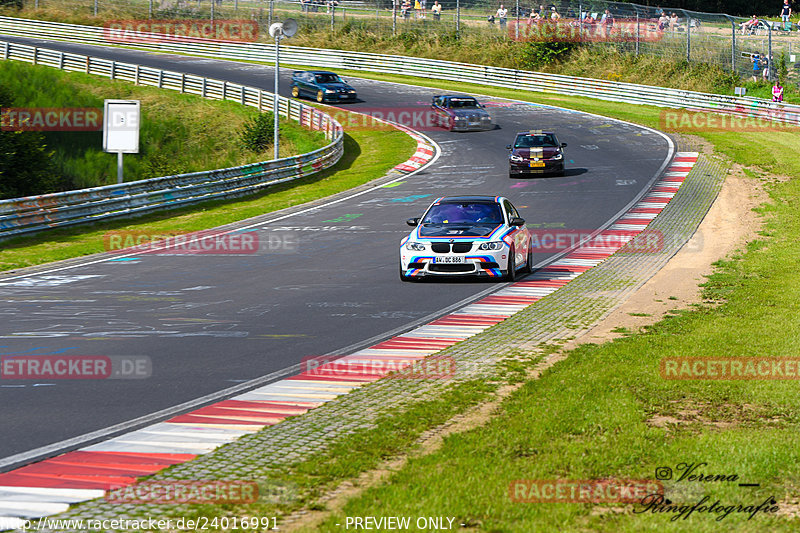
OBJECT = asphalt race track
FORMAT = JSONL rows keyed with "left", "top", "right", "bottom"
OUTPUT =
{"left": 0, "top": 35, "right": 672, "bottom": 465}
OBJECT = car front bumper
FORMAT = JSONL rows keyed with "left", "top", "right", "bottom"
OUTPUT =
{"left": 400, "top": 251, "right": 510, "bottom": 278}
{"left": 323, "top": 93, "right": 357, "bottom": 102}
{"left": 451, "top": 120, "right": 493, "bottom": 132}
{"left": 510, "top": 160, "right": 564, "bottom": 175}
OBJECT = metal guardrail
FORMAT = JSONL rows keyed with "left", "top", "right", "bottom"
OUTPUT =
{"left": 1, "top": 16, "right": 798, "bottom": 126}
{"left": 0, "top": 36, "right": 344, "bottom": 241}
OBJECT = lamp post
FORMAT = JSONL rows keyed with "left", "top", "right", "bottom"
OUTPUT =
{"left": 269, "top": 19, "right": 298, "bottom": 161}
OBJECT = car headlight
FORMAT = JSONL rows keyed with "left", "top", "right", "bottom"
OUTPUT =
{"left": 454, "top": 116, "right": 466, "bottom": 121}
{"left": 509, "top": 154, "right": 524, "bottom": 162}
{"left": 325, "top": 89, "right": 335, "bottom": 93}
{"left": 551, "top": 153, "right": 563, "bottom": 160}
{"left": 348, "top": 90, "right": 356, "bottom": 93}
{"left": 405, "top": 242, "right": 426, "bottom": 251}
{"left": 478, "top": 241, "right": 504, "bottom": 251}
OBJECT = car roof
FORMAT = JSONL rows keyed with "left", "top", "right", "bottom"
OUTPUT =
{"left": 433, "top": 94, "right": 479, "bottom": 99}
{"left": 516, "top": 130, "right": 556, "bottom": 136}
{"left": 293, "top": 70, "right": 339, "bottom": 76}
{"left": 434, "top": 195, "right": 504, "bottom": 204}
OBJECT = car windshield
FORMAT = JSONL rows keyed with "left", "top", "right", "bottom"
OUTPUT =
{"left": 422, "top": 202, "right": 503, "bottom": 225}
{"left": 514, "top": 134, "right": 558, "bottom": 148}
{"left": 448, "top": 98, "right": 480, "bottom": 109}
{"left": 315, "top": 73, "right": 342, "bottom": 84}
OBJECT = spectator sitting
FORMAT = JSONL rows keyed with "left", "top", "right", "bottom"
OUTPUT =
{"left": 741, "top": 14, "right": 758, "bottom": 34}
{"left": 658, "top": 13, "right": 669, "bottom": 30}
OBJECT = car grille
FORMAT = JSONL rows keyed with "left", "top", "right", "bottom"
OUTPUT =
{"left": 430, "top": 242, "right": 473, "bottom": 253}
{"left": 429, "top": 264, "right": 474, "bottom": 273}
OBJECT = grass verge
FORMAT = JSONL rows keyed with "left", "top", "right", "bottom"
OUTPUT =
{"left": 0, "top": 60, "right": 325, "bottom": 192}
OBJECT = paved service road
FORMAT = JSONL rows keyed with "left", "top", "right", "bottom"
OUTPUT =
{"left": 0, "top": 36, "right": 672, "bottom": 464}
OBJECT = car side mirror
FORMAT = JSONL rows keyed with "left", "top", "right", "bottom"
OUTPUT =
{"left": 406, "top": 217, "right": 420, "bottom": 227}
{"left": 506, "top": 144, "right": 512, "bottom": 150}
{"left": 510, "top": 217, "right": 526, "bottom": 227}
{"left": 561, "top": 142, "right": 568, "bottom": 148}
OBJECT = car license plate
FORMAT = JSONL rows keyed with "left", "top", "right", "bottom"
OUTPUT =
{"left": 434, "top": 256, "right": 465, "bottom": 264}
{"left": 530, "top": 161, "right": 546, "bottom": 168}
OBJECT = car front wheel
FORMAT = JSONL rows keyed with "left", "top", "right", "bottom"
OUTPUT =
{"left": 316, "top": 90, "right": 325, "bottom": 103}
{"left": 291, "top": 86, "right": 300, "bottom": 98}
{"left": 521, "top": 244, "right": 533, "bottom": 274}
{"left": 503, "top": 246, "right": 517, "bottom": 282}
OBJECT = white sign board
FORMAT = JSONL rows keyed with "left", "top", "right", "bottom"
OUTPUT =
{"left": 103, "top": 100, "right": 140, "bottom": 153}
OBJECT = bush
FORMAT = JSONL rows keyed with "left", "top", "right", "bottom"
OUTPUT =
{"left": 239, "top": 112, "right": 275, "bottom": 153}
{"left": 518, "top": 41, "right": 580, "bottom": 69}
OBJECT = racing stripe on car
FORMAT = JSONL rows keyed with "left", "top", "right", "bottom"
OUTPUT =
{"left": 0, "top": 156, "right": 697, "bottom": 520}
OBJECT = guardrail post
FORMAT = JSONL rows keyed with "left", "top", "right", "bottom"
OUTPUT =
{"left": 768, "top": 24, "right": 773, "bottom": 81}
{"left": 33, "top": 47, "right": 37, "bottom": 65}
{"left": 729, "top": 16, "right": 736, "bottom": 73}
{"left": 241, "top": 86, "right": 246, "bottom": 106}
{"left": 110, "top": 60, "right": 115, "bottom": 79}
{"left": 456, "top": 0, "right": 461, "bottom": 37}
{"left": 158, "top": 70, "right": 163, "bottom": 88}
{"left": 181, "top": 73, "right": 185, "bottom": 93}
{"left": 258, "top": 89, "right": 263, "bottom": 111}
{"left": 686, "top": 14, "right": 691, "bottom": 62}
{"left": 59, "top": 51, "right": 65, "bottom": 69}
{"left": 135, "top": 65, "right": 140, "bottom": 85}
{"left": 2, "top": 42, "right": 8, "bottom": 60}
{"left": 222, "top": 80, "right": 227, "bottom": 100}
{"left": 201, "top": 77, "right": 207, "bottom": 98}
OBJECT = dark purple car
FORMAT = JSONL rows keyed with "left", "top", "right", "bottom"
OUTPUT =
{"left": 507, "top": 130, "right": 567, "bottom": 177}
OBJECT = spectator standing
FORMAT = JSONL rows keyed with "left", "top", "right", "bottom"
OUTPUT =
{"left": 414, "top": 0, "right": 421, "bottom": 18}
{"left": 431, "top": 0, "right": 441, "bottom": 20}
{"left": 550, "top": 6, "right": 560, "bottom": 20}
{"left": 669, "top": 12, "right": 678, "bottom": 31}
{"left": 600, "top": 9, "right": 613, "bottom": 37}
{"left": 658, "top": 12, "right": 669, "bottom": 30}
{"left": 773, "top": 80, "right": 784, "bottom": 101}
{"left": 402, "top": 0, "right": 411, "bottom": 20}
{"left": 420, "top": 0, "right": 427, "bottom": 18}
{"left": 497, "top": 4, "right": 508, "bottom": 28}
{"left": 781, "top": 0, "right": 792, "bottom": 30}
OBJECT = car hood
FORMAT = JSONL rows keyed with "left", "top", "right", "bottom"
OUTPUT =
{"left": 511, "top": 147, "right": 561, "bottom": 158}
{"left": 417, "top": 223, "right": 502, "bottom": 238}
{"left": 450, "top": 108, "right": 490, "bottom": 118}
{"left": 318, "top": 82, "right": 353, "bottom": 91}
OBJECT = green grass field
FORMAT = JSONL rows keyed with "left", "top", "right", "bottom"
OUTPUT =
{"left": 0, "top": 60, "right": 326, "bottom": 192}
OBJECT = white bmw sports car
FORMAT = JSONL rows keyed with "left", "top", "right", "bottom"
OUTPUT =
{"left": 400, "top": 196, "right": 533, "bottom": 281}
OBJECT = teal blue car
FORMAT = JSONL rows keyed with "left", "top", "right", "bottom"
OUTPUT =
{"left": 290, "top": 71, "right": 357, "bottom": 103}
